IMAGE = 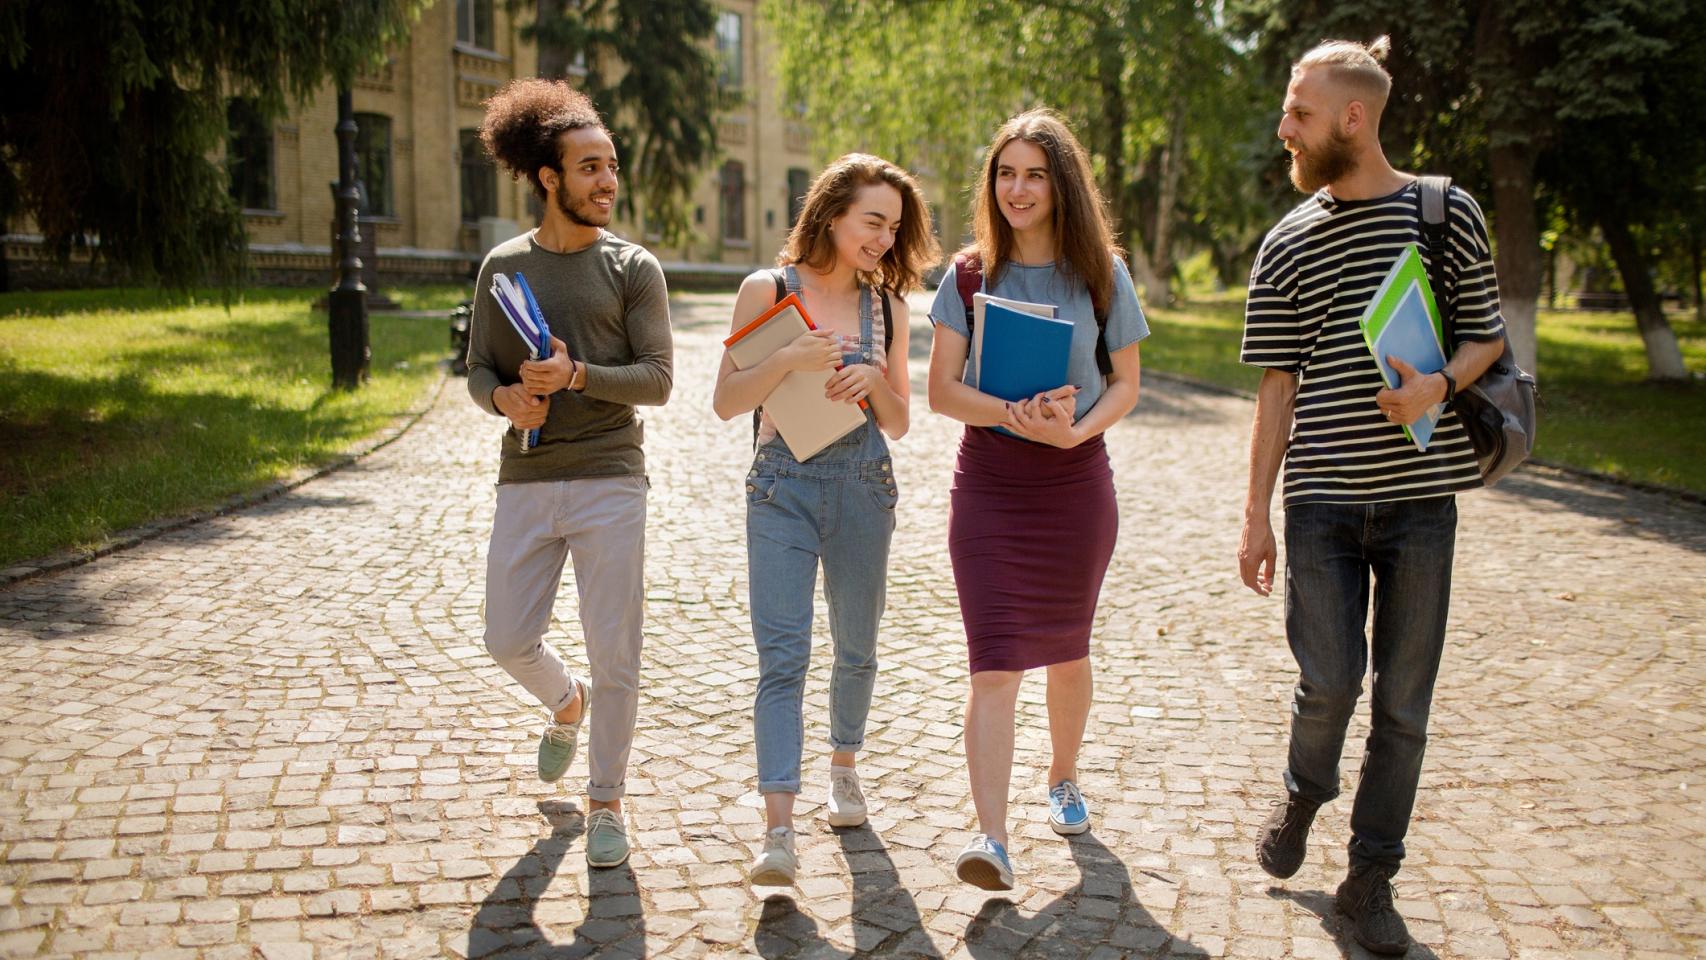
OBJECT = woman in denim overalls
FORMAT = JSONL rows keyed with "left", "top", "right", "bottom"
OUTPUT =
{"left": 712, "top": 155, "right": 940, "bottom": 887}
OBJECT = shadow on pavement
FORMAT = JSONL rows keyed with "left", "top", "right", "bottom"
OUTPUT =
{"left": 1487, "top": 470, "right": 1706, "bottom": 555}
{"left": 1267, "top": 886, "right": 1441, "bottom": 959}
{"left": 754, "top": 826, "right": 945, "bottom": 958}
{"left": 469, "top": 801, "right": 647, "bottom": 958}
{"left": 964, "top": 832, "right": 1200, "bottom": 959}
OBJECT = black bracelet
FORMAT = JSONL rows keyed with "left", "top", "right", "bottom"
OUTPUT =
{"left": 1439, "top": 369, "right": 1457, "bottom": 404}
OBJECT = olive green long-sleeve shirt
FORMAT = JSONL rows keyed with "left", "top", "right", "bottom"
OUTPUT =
{"left": 466, "top": 230, "right": 674, "bottom": 483}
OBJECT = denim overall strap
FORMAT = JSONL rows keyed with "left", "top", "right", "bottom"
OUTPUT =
{"left": 857, "top": 283, "right": 875, "bottom": 364}
{"left": 782, "top": 263, "right": 805, "bottom": 297}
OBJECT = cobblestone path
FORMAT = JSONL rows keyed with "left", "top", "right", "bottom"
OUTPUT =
{"left": 2, "top": 292, "right": 1702, "bottom": 959}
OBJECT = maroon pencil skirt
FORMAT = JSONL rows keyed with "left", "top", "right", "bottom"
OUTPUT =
{"left": 948, "top": 426, "right": 1118, "bottom": 673}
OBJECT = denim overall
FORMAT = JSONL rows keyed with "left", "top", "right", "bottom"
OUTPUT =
{"left": 746, "top": 265, "right": 897, "bottom": 794}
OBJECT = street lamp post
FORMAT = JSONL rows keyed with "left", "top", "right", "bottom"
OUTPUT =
{"left": 328, "top": 86, "right": 370, "bottom": 389}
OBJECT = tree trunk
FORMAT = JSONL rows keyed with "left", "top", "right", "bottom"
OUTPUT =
{"left": 1601, "top": 212, "right": 1690, "bottom": 381}
{"left": 1694, "top": 225, "right": 1704, "bottom": 323}
{"left": 1475, "top": 3, "right": 1543, "bottom": 377}
{"left": 1125, "top": 145, "right": 1162, "bottom": 298}
{"left": 1487, "top": 141, "right": 1542, "bottom": 376}
{"left": 1094, "top": 25, "right": 1127, "bottom": 253}
{"left": 535, "top": 0, "right": 571, "bottom": 78}
{"left": 1148, "top": 99, "right": 1185, "bottom": 306}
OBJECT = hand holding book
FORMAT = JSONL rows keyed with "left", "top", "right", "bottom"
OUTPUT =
{"left": 1375, "top": 355, "right": 1448, "bottom": 425}
{"left": 520, "top": 337, "right": 576, "bottom": 394}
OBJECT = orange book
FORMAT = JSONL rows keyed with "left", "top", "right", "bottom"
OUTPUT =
{"left": 724, "top": 293, "right": 866, "bottom": 461}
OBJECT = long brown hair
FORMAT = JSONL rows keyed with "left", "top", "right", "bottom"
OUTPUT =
{"left": 967, "top": 108, "right": 1121, "bottom": 309}
{"left": 780, "top": 153, "right": 940, "bottom": 295}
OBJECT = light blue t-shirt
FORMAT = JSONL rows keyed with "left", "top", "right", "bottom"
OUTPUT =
{"left": 927, "top": 256, "right": 1148, "bottom": 421}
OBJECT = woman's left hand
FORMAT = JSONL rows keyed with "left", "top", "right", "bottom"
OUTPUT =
{"left": 825, "top": 362, "right": 883, "bottom": 405}
{"left": 1003, "top": 387, "right": 1083, "bottom": 448}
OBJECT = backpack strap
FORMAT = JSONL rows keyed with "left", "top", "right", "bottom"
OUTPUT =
{"left": 879, "top": 288, "right": 892, "bottom": 351}
{"left": 1415, "top": 176, "right": 1459, "bottom": 355}
{"left": 955, "top": 250, "right": 1114, "bottom": 378}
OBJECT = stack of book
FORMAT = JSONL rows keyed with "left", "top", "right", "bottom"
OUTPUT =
{"left": 724, "top": 293, "right": 865, "bottom": 461}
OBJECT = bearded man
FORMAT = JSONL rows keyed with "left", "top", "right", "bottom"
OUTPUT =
{"left": 1235, "top": 36, "right": 1506, "bottom": 956}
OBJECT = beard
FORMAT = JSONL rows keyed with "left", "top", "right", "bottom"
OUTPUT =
{"left": 1288, "top": 123, "right": 1358, "bottom": 192}
{"left": 556, "top": 185, "right": 614, "bottom": 227}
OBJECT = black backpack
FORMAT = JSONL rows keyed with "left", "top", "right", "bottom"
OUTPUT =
{"left": 751, "top": 268, "right": 891, "bottom": 443}
{"left": 1415, "top": 176, "right": 1538, "bottom": 486}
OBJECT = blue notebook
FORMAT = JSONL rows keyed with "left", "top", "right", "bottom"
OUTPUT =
{"left": 1358, "top": 244, "right": 1448, "bottom": 450}
{"left": 979, "top": 300, "right": 1074, "bottom": 407}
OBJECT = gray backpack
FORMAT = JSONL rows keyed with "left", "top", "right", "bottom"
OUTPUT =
{"left": 1416, "top": 176, "right": 1538, "bottom": 486}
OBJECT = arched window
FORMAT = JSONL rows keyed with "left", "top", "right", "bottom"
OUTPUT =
{"left": 786, "top": 168, "right": 810, "bottom": 228}
{"left": 353, "top": 113, "right": 394, "bottom": 218}
{"left": 459, "top": 129, "right": 496, "bottom": 222}
{"left": 226, "top": 98, "right": 275, "bottom": 211}
{"left": 719, "top": 160, "right": 746, "bottom": 242}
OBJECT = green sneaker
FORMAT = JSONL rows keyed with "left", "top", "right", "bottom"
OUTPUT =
{"left": 537, "top": 677, "right": 588, "bottom": 784}
{"left": 585, "top": 808, "right": 630, "bottom": 868}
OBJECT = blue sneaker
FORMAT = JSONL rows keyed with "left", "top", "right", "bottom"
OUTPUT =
{"left": 536, "top": 677, "right": 588, "bottom": 784}
{"left": 1048, "top": 779, "right": 1091, "bottom": 835}
{"left": 955, "top": 834, "right": 1014, "bottom": 891}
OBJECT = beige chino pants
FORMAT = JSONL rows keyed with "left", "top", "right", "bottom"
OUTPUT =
{"left": 484, "top": 475, "right": 647, "bottom": 802}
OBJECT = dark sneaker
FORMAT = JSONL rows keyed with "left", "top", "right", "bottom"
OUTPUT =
{"left": 1336, "top": 864, "right": 1412, "bottom": 956}
{"left": 1256, "top": 794, "right": 1321, "bottom": 879}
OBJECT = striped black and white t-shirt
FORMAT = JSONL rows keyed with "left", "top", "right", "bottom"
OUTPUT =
{"left": 1241, "top": 181, "right": 1505, "bottom": 506}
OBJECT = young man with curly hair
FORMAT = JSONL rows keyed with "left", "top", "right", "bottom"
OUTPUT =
{"left": 466, "top": 79, "right": 673, "bottom": 868}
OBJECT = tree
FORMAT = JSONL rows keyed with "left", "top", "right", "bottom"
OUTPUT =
{"left": 762, "top": 0, "right": 1262, "bottom": 304}
{"left": 527, "top": 0, "right": 730, "bottom": 246}
{"left": 1542, "top": 1, "right": 1703, "bottom": 381}
{"left": 0, "top": 0, "right": 429, "bottom": 291}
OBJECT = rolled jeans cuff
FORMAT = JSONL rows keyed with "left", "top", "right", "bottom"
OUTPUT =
{"left": 759, "top": 778, "right": 801, "bottom": 795}
{"left": 586, "top": 780, "right": 626, "bottom": 803}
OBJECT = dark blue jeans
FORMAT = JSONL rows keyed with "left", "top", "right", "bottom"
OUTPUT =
{"left": 1282, "top": 495, "right": 1456, "bottom": 873}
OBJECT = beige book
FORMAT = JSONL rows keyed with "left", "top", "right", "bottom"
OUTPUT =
{"left": 724, "top": 293, "right": 865, "bottom": 461}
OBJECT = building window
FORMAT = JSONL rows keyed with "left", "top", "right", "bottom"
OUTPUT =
{"left": 353, "top": 113, "right": 394, "bottom": 218}
{"left": 459, "top": 129, "right": 496, "bottom": 223}
{"left": 787, "top": 167, "right": 810, "bottom": 228}
{"left": 456, "top": 0, "right": 495, "bottom": 50}
{"left": 226, "top": 98, "right": 275, "bottom": 211}
{"left": 719, "top": 160, "right": 745, "bottom": 242}
{"left": 716, "top": 11, "right": 742, "bottom": 89}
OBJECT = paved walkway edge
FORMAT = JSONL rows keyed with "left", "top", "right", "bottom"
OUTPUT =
{"left": 0, "top": 368, "right": 453, "bottom": 589}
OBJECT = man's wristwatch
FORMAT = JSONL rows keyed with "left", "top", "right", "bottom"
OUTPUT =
{"left": 1438, "top": 369, "right": 1457, "bottom": 404}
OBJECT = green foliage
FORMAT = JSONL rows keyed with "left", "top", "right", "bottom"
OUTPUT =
{"left": 761, "top": 0, "right": 1024, "bottom": 201}
{"left": 0, "top": 1, "right": 430, "bottom": 291}
{"left": 763, "top": 0, "right": 1280, "bottom": 284}
{"left": 526, "top": 0, "right": 730, "bottom": 246}
{"left": 0, "top": 287, "right": 448, "bottom": 567}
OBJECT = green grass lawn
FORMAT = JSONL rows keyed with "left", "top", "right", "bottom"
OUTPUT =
{"left": 0, "top": 287, "right": 462, "bottom": 568}
{"left": 1143, "top": 296, "right": 1706, "bottom": 495}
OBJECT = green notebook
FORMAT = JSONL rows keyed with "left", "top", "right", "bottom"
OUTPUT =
{"left": 1357, "top": 243, "right": 1448, "bottom": 450}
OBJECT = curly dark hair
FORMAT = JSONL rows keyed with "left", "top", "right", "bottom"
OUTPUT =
{"left": 478, "top": 79, "right": 608, "bottom": 201}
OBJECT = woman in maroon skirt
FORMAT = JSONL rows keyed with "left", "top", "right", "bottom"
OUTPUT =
{"left": 925, "top": 108, "right": 1148, "bottom": 890}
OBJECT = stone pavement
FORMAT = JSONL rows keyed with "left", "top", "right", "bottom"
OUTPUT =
{"left": 2, "top": 291, "right": 1703, "bottom": 960}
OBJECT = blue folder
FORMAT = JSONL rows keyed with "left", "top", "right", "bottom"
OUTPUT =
{"left": 979, "top": 301, "right": 1073, "bottom": 403}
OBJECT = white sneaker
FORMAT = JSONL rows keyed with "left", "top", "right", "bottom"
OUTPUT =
{"left": 749, "top": 827, "right": 798, "bottom": 887}
{"left": 826, "top": 766, "right": 867, "bottom": 828}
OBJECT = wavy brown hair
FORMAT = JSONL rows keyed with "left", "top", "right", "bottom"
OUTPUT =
{"left": 967, "top": 108, "right": 1121, "bottom": 309}
{"left": 479, "top": 79, "right": 608, "bottom": 201}
{"left": 779, "top": 154, "right": 940, "bottom": 295}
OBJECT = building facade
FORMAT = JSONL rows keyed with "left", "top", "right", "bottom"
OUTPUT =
{"left": 240, "top": 0, "right": 817, "bottom": 286}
